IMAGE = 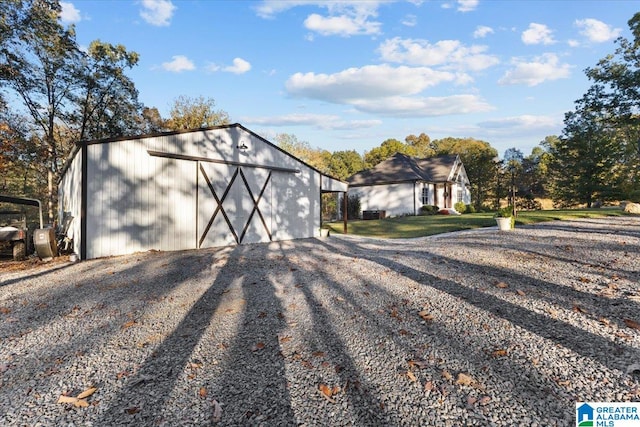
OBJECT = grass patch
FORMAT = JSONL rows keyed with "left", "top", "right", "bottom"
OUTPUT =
{"left": 324, "top": 208, "right": 627, "bottom": 239}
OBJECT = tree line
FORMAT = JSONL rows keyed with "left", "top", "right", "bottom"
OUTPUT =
{"left": 1, "top": 1, "right": 639, "bottom": 223}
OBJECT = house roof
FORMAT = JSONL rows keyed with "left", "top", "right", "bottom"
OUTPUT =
{"left": 59, "top": 123, "right": 347, "bottom": 191}
{"left": 347, "top": 153, "right": 460, "bottom": 186}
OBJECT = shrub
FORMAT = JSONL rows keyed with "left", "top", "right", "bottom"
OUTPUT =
{"left": 454, "top": 201, "right": 466, "bottom": 214}
{"left": 465, "top": 204, "right": 476, "bottom": 214}
{"left": 494, "top": 205, "right": 514, "bottom": 218}
{"left": 418, "top": 205, "right": 439, "bottom": 216}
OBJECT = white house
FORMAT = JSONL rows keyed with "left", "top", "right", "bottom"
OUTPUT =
{"left": 346, "top": 153, "right": 471, "bottom": 217}
{"left": 58, "top": 123, "right": 347, "bottom": 259}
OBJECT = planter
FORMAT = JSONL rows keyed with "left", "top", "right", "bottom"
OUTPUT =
{"left": 319, "top": 228, "right": 330, "bottom": 237}
{"left": 495, "top": 217, "right": 513, "bottom": 231}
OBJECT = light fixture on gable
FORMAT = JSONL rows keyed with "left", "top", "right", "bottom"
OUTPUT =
{"left": 237, "top": 140, "right": 248, "bottom": 151}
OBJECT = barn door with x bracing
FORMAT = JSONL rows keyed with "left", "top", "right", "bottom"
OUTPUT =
{"left": 197, "top": 162, "right": 272, "bottom": 248}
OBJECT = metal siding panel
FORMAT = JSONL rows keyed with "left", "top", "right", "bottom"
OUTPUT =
{"left": 271, "top": 166, "right": 318, "bottom": 241}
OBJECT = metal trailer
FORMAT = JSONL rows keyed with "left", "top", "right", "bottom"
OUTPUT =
{"left": 0, "top": 195, "right": 43, "bottom": 261}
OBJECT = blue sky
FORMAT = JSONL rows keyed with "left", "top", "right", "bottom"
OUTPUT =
{"left": 59, "top": 0, "right": 639, "bottom": 158}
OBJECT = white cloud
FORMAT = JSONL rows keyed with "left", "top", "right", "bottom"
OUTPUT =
{"left": 162, "top": 55, "right": 195, "bottom": 72}
{"left": 473, "top": 25, "right": 494, "bottom": 39}
{"left": 255, "top": 1, "right": 384, "bottom": 36}
{"left": 244, "top": 113, "right": 381, "bottom": 130}
{"left": 254, "top": 0, "right": 309, "bottom": 19}
{"left": 207, "top": 58, "right": 252, "bottom": 74}
{"left": 575, "top": 18, "right": 622, "bottom": 43}
{"left": 402, "top": 14, "right": 417, "bottom": 27}
{"left": 140, "top": 0, "right": 176, "bottom": 27}
{"left": 286, "top": 64, "right": 456, "bottom": 103}
{"left": 353, "top": 94, "right": 493, "bottom": 117}
{"left": 567, "top": 39, "right": 580, "bottom": 48}
{"left": 499, "top": 53, "right": 571, "bottom": 86}
{"left": 224, "top": 58, "right": 252, "bottom": 74}
{"left": 304, "top": 13, "right": 381, "bottom": 36}
{"left": 59, "top": 2, "right": 81, "bottom": 23}
{"left": 457, "top": 0, "right": 479, "bottom": 12}
{"left": 522, "top": 23, "right": 555, "bottom": 45}
{"left": 478, "top": 115, "right": 559, "bottom": 130}
{"left": 378, "top": 37, "right": 499, "bottom": 72}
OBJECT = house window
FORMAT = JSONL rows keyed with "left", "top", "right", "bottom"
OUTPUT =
{"left": 421, "top": 187, "right": 429, "bottom": 205}
{"left": 457, "top": 187, "right": 463, "bottom": 203}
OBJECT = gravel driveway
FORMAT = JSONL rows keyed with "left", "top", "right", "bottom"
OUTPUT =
{"left": 1, "top": 217, "right": 639, "bottom": 426}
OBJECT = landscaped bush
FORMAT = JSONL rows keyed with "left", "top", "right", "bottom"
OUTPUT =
{"left": 518, "top": 195, "right": 542, "bottom": 210}
{"left": 454, "top": 201, "right": 466, "bottom": 213}
{"left": 418, "top": 205, "right": 439, "bottom": 216}
{"left": 465, "top": 204, "right": 476, "bottom": 213}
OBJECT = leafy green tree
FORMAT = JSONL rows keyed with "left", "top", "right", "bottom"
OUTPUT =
{"left": 518, "top": 146, "right": 549, "bottom": 207}
{"left": 1, "top": 0, "right": 81, "bottom": 219}
{"left": 139, "top": 106, "right": 166, "bottom": 134}
{"left": 0, "top": 102, "right": 45, "bottom": 197}
{"left": 405, "top": 133, "right": 435, "bottom": 158}
{"left": 71, "top": 40, "right": 141, "bottom": 141}
{"left": 503, "top": 147, "right": 523, "bottom": 209}
{"left": 1, "top": 1, "right": 143, "bottom": 220}
{"left": 165, "top": 95, "right": 229, "bottom": 130}
{"left": 275, "top": 133, "right": 331, "bottom": 173}
{"left": 363, "top": 138, "right": 414, "bottom": 168}
{"left": 327, "top": 150, "right": 364, "bottom": 180}
{"left": 545, "top": 88, "right": 622, "bottom": 207}
{"left": 583, "top": 12, "right": 640, "bottom": 200}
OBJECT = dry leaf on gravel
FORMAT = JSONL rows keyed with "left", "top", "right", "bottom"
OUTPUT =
{"left": 407, "top": 359, "right": 428, "bottom": 369}
{"left": 424, "top": 381, "right": 435, "bottom": 391}
{"left": 312, "top": 351, "right": 326, "bottom": 358}
{"left": 406, "top": 371, "right": 417, "bottom": 383}
{"left": 76, "top": 387, "right": 97, "bottom": 399}
{"left": 57, "top": 387, "right": 97, "bottom": 408}
{"left": 455, "top": 373, "right": 475, "bottom": 386}
{"left": 573, "top": 305, "right": 589, "bottom": 314}
{"left": 279, "top": 335, "right": 292, "bottom": 343}
{"left": 441, "top": 370, "right": 453, "bottom": 381}
{"left": 318, "top": 384, "right": 339, "bottom": 403}
{"left": 121, "top": 320, "right": 136, "bottom": 329}
{"left": 418, "top": 310, "right": 434, "bottom": 322}
{"left": 495, "top": 281, "right": 509, "bottom": 289}
{"left": 57, "top": 395, "right": 79, "bottom": 405}
{"left": 615, "top": 331, "right": 633, "bottom": 340}
{"left": 479, "top": 395, "right": 491, "bottom": 405}
{"left": 624, "top": 319, "right": 640, "bottom": 330}
{"left": 199, "top": 387, "right": 207, "bottom": 398}
{"left": 491, "top": 349, "right": 508, "bottom": 358}
{"left": 251, "top": 342, "right": 265, "bottom": 352}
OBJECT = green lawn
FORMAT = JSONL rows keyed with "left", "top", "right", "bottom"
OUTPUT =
{"left": 323, "top": 208, "right": 628, "bottom": 239}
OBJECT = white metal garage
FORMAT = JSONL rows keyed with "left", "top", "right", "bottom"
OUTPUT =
{"left": 58, "top": 123, "right": 347, "bottom": 260}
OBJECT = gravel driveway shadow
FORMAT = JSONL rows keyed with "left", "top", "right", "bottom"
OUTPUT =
{"left": 95, "top": 245, "right": 296, "bottom": 425}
